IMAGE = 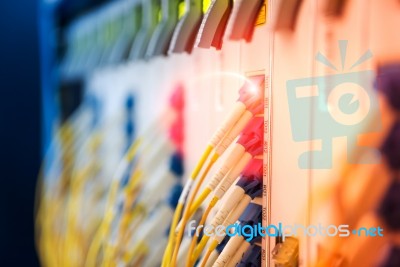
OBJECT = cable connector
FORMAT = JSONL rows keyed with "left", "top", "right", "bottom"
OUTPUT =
{"left": 272, "top": 236, "right": 299, "bottom": 267}
{"left": 236, "top": 158, "right": 263, "bottom": 199}
{"left": 228, "top": 0, "right": 264, "bottom": 42}
{"left": 169, "top": 152, "right": 185, "bottom": 177}
{"left": 213, "top": 157, "right": 261, "bottom": 200}
{"left": 238, "top": 202, "right": 262, "bottom": 227}
{"left": 169, "top": 84, "right": 185, "bottom": 111}
{"left": 195, "top": 0, "right": 233, "bottom": 50}
{"left": 237, "top": 116, "right": 263, "bottom": 156}
{"left": 238, "top": 75, "right": 265, "bottom": 108}
{"left": 236, "top": 245, "right": 261, "bottom": 267}
{"left": 238, "top": 179, "right": 263, "bottom": 199}
{"left": 240, "top": 158, "right": 263, "bottom": 181}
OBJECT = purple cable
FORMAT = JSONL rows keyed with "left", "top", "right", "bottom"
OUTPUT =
{"left": 376, "top": 64, "right": 400, "bottom": 111}
{"left": 377, "top": 179, "right": 400, "bottom": 231}
{"left": 380, "top": 121, "right": 400, "bottom": 170}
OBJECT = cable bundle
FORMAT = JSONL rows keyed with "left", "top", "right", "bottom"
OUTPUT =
{"left": 163, "top": 75, "right": 265, "bottom": 267}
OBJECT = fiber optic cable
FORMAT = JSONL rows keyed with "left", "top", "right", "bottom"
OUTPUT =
{"left": 123, "top": 152, "right": 182, "bottom": 227}
{"left": 102, "top": 87, "right": 185, "bottom": 267}
{"left": 129, "top": 0, "right": 160, "bottom": 60}
{"left": 120, "top": 185, "right": 183, "bottom": 266}
{"left": 162, "top": 208, "right": 203, "bottom": 267}
{"left": 201, "top": 236, "right": 230, "bottom": 267}
{"left": 135, "top": 151, "right": 183, "bottom": 208}
{"left": 106, "top": 151, "right": 184, "bottom": 265}
{"left": 97, "top": 127, "right": 166, "bottom": 247}
{"left": 141, "top": 239, "right": 169, "bottom": 267}
{"left": 190, "top": 174, "right": 263, "bottom": 264}
{"left": 215, "top": 236, "right": 249, "bottom": 267}
{"left": 176, "top": 215, "right": 207, "bottom": 267}
{"left": 107, "top": 0, "right": 142, "bottom": 63}
{"left": 116, "top": 171, "right": 144, "bottom": 238}
{"left": 186, "top": 156, "right": 263, "bottom": 265}
{"left": 208, "top": 158, "right": 263, "bottom": 230}
{"left": 145, "top": 0, "right": 180, "bottom": 58}
{"left": 108, "top": 101, "right": 183, "bottom": 262}
{"left": 163, "top": 77, "right": 263, "bottom": 265}
{"left": 110, "top": 153, "right": 169, "bottom": 243}
{"left": 37, "top": 96, "right": 130, "bottom": 265}
{"left": 37, "top": 106, "right": 96, "bottom": 267}
{"left": 212, "top": 203, "right": 262, "bottom": 267}
{"left": 188, "top": 116, "right": 263, "bottom": 217}
{"left": 63, "top": 130, "right": 104, "bottom": 266}
{"left": 64, "top": 162, "right": 100, "bottom": 267}
{"left": 59, "top": 135, "right": 104, "bottom": 267}
{"left": 222, "top": 238, "right": 262, "bottom": 267}
{"left": 177, "top": 82, "right": 263, "bottom": 207}
{"left": 85, "top": 141, "right": 141, "bottom": 267}
{"left": 38, "top": 99, "right": 100, "bottom": 202}
{"left": 177, "top": 75, "right": 264, "bottom": 208}
{"left": 170, "top": 99, "right": 263, "bottom": 266}
{"left": 191, "top": 196, "right": 256, "bottom": 264}
{"left": 186, "top": 198, "right": 216, "bottom": 267}
{"left": 168, "top": 0, "right": 203, "bottom": 54}
{"left": 225, "top": 241, "right": 254, "bottom": 267}
{"left": 101, "top": 169, "right": 145, "bottom": 267}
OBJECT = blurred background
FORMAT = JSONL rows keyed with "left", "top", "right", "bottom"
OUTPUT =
{"left": 0, "top": 1, "right": 40, "bottom": 266}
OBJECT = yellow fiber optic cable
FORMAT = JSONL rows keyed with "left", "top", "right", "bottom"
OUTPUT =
{"left": 163, "top": 98, "right": 251, "bottom": 262}
{"left": 169, "top": 111, "right": 257, "bottom": 265}
{"left": 162, "top": 209, "right": 180, "bottom": 267}
{"left": 121, "top": 240, "right": 150, "bottom": 266}
{"left": 177, "top": 110, "right": 259, "bottom": 230}
{"left": 180, "top": 151, "right": 262, "bottom": 265}
{"left": 199, "top": 247, "right": 213, "bottom": 267}
{"left": 36, "top": 106, "right": 100, "bottom": 267}
{"left": 116, "top": 171, "right": 143, "bottom": 239}
{"left": 64, "top": 163, "right": 99, "bottom": 267}
{"left": 170, "top": 154, "right": 219, "bottom": 266}
{"left": 85, "top": 140, "right": 141, "bottom": 267}
{"left": 61, "top": 131, "right": 103, "bottom": 267}
{"left": 215, "top": 235, "right": 246, "bottom": 267}
{"left": 188, "top": 151, "right": 252, "bottom": 220}
{"left": 103, "top": 203, "right": 146, "bottom": 266}
{"left": 187, "top": 196, "right": 218, "bottom": 265}
{"left": 40, "top": 127, "right": 78, "bottom": 266}
{"left": 225, "top": 240, "right": 251, "bottom": 267}
{"left": 193, "top": 195, "right": 252, "bottom": 262}
{"left": 186, "top": 197, "right": 218, "bottom": 267}
{"left": 164, "top": 95, "right": 262, "bottom": 265}
{"left": 65, "top": 135, "right": 102, "bottom": 261}
{"left": 162, "top": 145, "right": 213, "bottom": 266}
{"left": 166, "top": 119, "right": 252, "bottom": 266}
